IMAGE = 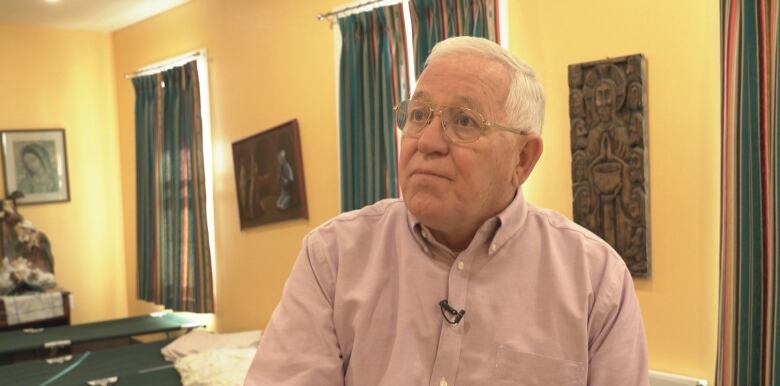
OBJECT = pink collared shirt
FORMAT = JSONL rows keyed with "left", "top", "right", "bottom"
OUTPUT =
{"left": 245, "top": 191, "right": 648, "bottom": 385}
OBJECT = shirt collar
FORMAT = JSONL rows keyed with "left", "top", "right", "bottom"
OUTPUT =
{"left": 406, "top": 212, "right": 442, "bottom": 258}
{"left": 491, "top": 188, "right": 530, "bottom": 255}
{"left": 405, "top": 188, "right": 530, "bottom": 257}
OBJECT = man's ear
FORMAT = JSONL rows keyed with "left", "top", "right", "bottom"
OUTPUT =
{"left": 512, "top": 134, "right": 543, "bottom": 187}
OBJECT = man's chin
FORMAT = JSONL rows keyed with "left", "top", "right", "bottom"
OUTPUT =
{"left": 404, "top": 195, "right": 452, "bottom": 223}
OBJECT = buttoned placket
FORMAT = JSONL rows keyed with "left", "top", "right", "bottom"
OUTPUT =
{"left": 429, "top": 218, "right": 507, "bottom": 386}
{"left": 414, "top": 219, "right": 499, "bottom": 386}
{"left": 428, "top": 247, "right": 471, "bottom": 386}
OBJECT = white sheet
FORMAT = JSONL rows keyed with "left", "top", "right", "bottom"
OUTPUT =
{"left": 161, "top": 329, "right": 262, "bottom": 361}
{"left": 174, "top": 347, "right": 257, "bottom": 386}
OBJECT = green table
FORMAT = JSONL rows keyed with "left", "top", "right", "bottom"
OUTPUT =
{"left": 0, "top": 339, "right": 181, "bottom": 385}
{"left": 0, "top": 312, "right": 201, "bottom": 356}
{"left": 108, "top": 366, "right": 181, "bottom": 386}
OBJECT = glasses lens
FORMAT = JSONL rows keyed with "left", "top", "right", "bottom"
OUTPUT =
{"left": 395, "top": 101, "right": 409, "bottom": 130}
{"left": 443, "top": 107, "right": 483, "bottom": 142}
{"left": 397, "top": 100, "right": 430, "bottom": 136}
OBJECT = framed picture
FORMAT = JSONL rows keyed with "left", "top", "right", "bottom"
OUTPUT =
{"left": 232, "top": 119, "right": 308, "bottom": 229}
{"left": 0, "top": 129, "right": 70, "bottom": 205}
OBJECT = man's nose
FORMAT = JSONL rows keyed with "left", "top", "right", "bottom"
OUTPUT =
{"left": 416, "top": 112, "right": 449, "bottom": 154}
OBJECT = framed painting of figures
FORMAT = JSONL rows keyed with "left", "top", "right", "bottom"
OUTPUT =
{"left": 232, "top": 119, "right": 308, "bottom": 229}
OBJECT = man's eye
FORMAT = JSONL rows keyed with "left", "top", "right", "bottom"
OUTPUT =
{"left": 409, "top": 109, "right": 428, "bottom": 122}
{"left": 453, "top": 113, "right": 479, "bottom": 128}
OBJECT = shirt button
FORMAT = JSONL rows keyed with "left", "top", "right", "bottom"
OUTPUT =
{"left": 490, "top": 243, "right": 497, "bottom": 253}
{"left": 439, "top": 377, "right": 448, "bottom": 386}
{"left": 457, "top": 261, "right": 464, "bottom": 270}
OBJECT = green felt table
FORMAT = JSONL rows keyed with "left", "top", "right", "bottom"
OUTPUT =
{"left": 109, "top": 366, "right": 182, "bottom": 386}
{"left": 0, "top": 339, "right": 181, "bottom": 385}
{"left": 0, "top": 313, "right": 200, "bottom": 356}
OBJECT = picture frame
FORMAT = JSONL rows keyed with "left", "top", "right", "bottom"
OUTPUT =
{"left": 0, "top": 129, "right": 70, "bottom": 205}
{"left": 232, "top": 119, "right": 308, "bottom": 229}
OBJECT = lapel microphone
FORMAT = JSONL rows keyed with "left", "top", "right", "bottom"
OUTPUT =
{"left": 439, "top": 299, "right": 466, "bottom": 325}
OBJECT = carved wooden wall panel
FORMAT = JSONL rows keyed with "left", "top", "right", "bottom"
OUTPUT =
{"left": 568, "top": 54, "right": 650, "bottom": 277}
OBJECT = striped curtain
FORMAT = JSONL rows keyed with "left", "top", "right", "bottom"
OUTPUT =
{"left": 718, "top": 1, "right": 780, "bottom": 384}
{"left": 410, "top": 0, "right": 499, "bottom": 77}
{"left": 133, "top": 61, "right": 214, "bottom": 313}
{"left": 339, "top": 5, "right": 408, "bottom": 211}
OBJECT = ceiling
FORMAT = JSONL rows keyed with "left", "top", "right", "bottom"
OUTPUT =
{"left": 0, "top": 0, "right": 191, "bottom": 32}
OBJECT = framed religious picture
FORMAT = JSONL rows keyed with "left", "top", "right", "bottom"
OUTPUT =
{"left": 0, "top": 129, "right": 70, "bottom": 205}
{"left": 231, "top": 119, "right": 308, "bottom": 229}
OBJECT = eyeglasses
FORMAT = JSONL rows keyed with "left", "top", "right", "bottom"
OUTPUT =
{"left": 393, "top": 99, "right": 528, "bottom": 144}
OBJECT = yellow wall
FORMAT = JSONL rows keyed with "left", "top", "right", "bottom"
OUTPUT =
{"left": 112, "top": 0, "right": 720, "bottom": 379}
{"left": 1, "top": 0, "right": 719, "bottom": 381}
{"left": 509, "top": 0, "right": 720, "bottom": 383}
{"left": 112, "top": 0, "right": 346, "bottom": 332}
{"left": 0, "top": 23, "right": 127, "bottom": 324}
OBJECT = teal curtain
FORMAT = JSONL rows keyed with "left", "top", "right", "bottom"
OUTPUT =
{"left": 718, "top": 0, "right": 780, "bottom": 384}
{"left": 133, "top": 61, "right": 214, "bottom": 313}
{"left": 410, "top": 0, "right": 499, "bottom": 77}
{"left": 339, "top": 5, "right": 408, "bottom": 211}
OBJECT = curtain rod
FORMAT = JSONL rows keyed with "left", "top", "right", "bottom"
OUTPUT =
{"left": 317, "top": 0, "right": 399, "bottom": 21}
{"left": 124, "top": 50, "right": 204, "bottom": 79}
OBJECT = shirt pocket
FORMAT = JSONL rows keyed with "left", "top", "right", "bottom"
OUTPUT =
{"left": 492, "top": 346, "right": 586, "bottom": 386}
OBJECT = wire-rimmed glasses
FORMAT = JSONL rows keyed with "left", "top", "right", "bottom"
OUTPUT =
{"left": 393, "top": 99, "right": 528, "bottom": 143}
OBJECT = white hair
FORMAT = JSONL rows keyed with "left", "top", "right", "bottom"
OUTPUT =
{"left": 425, "top": 36, "right": 545, "bottom": 134}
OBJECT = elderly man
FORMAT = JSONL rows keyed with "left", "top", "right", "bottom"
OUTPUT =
{"left": 245, "top": 36, "right": 648, "bottom": 386}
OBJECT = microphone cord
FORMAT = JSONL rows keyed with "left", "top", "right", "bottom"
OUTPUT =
{"left": 439, "top": 299, "right": 466, "bottom": 325}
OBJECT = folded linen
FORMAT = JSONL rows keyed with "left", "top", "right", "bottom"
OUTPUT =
{"left": 161, "top": 329, "right": 262, "bottom": 362}
{"left": 175, "top": 347, "right": 257, "bottom": 386}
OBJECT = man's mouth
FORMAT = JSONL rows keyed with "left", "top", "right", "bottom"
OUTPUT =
{"left": 413, "top": 169, "right": 452, "bottom": 180}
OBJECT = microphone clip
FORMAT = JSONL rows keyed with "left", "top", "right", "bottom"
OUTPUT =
{"left": 439, "top": 299, "right": 466, "bottom": 325}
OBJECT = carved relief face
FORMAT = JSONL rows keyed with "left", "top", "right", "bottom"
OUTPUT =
{"left": 627, "top": 82, "right": 642, "bottom": 110}
{"left": 631, "top": 227, "right": 645, "bottom": 244}
{"left": 569, "top": 65, "right": 582, "bottom": 88}
{"left": 628, "top": 113, "right": 642, "bottom": 145}
{"left": 571, "top": 119, "right": 587, "bottom": 151}
{"left": 594, "top": 80, "right": 615, "bottom": 122}
{"left": 574, "top": 193, "right": 597, "bottom": 233}
{"left": 570, "top": 91, "right": 584, "bottom": 117}
{"left": 628, "top": 150, "right": 644, "bottom": 183}
{"left": 574, "top": 187, "right": 593, "bottom": 214}
{"left": 572, "top": 151, "right": 587, "bottom": 182}
{"left": 574, "top": 119, "right": 587, "bottom": 137}
{"left": 628, "top": 189, "right": 644, "bottom": 218}
{"left": 628, "top": 201, "right": 641, "bottom": 219}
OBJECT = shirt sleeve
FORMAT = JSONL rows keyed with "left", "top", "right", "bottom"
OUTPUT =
{"left": 587, "top": 258, "right": 649, "bottom": 386}
{"left": 244, "top": 233, "right": 344, "bottom": 386}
